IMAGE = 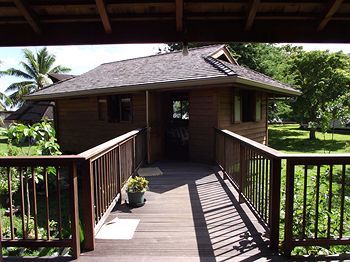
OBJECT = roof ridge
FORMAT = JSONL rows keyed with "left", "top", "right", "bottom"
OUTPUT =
{"left": 204, "top": 56, "right": 237, "bottom": 76}
{"left": 100, "top": 44, "right": 224, "bottom": 66}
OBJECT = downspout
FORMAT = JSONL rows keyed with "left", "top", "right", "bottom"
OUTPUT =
{"left": 146, "top": 90, "right": 151, "bottom": 163}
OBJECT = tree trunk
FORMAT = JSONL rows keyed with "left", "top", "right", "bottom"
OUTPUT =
{"left": 309, "top": 129, "right": 316, "bottom": 140}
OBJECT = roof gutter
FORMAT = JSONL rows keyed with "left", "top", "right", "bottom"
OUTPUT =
{"left": 27, "top": 75, "right": 300, "bottom": 100}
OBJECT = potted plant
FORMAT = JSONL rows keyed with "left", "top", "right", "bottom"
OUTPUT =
{"left": 126, "top": 176, "right": 149, "bottom": 207}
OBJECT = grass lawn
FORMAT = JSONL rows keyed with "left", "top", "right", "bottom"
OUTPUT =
{"left": 268, "top": 124, "right": 350, "bottom": 154}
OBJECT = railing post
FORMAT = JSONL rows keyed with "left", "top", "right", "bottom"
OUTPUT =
{"left": 283, "top": 159, "right": 294, "bottom": 257}
{"left": 223, "top": 134, "right": 227, "bottom": 179}
{"left": 70, "top": 161, "right": 81, "bottom": 259}
{"left": 239, "top": 143, "right": 245, "bottom": 203}
{"left": 81, "top": 159, "right": 95, "bottom": 251}
{"left": 269, "top": 157, "right": 282, "bottom": 253}
{"left": 117, "top": 145, "right": 122, "bottom": 204}
{"left": 132, "top": 136, "right": 136, "bottom": 174}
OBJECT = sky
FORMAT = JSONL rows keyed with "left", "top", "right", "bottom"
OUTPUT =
{"left": 1, "top": 42, "right": 350, "bottom": 97}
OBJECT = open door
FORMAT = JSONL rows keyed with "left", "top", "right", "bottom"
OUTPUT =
{"left": 165, "top": 93, "right": 189, "bottom": 160}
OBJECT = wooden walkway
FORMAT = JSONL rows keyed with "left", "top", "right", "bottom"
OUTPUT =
{"left": 78, "top": 162, "right": 284, "bottom": 262}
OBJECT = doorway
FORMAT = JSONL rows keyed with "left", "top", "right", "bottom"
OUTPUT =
{"left": 164, "top": 93, "right": 190, "bottom": 160}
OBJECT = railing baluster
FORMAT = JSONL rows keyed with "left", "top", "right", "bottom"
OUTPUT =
{"left": 7, "top": 167, "right": 14, "bottom": 240}
{"left": 340, "top": 164, "right": 346, "bottom": 238}
{"left": 70, "top": 162, "right": 80, "bottom": 259}
{"left": 302, "top": 165, "right": 308, "bottom": 239}
{"left": 32, "top": 167, "right": 38, "bottom": 240}
{"left": 315, "top": 165, "right": 320, "bottom": 239}
{"left": 327, "top": 164, "right": 333, "bottom": 239}
{"left": 44, "top": 167, "right": 50, "bottom": 240}
{"left": 56, "top": 166, "right": 62, "bottom": 240}
{"left": 19, "top": 167, "right": 26, "bottom": 239}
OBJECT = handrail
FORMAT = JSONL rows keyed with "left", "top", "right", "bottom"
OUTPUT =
{"left": 79, "top": 128, "right": 145, "bottom": 160}
{"left": 217, "top": 128, "right": 285, "bottom": 159}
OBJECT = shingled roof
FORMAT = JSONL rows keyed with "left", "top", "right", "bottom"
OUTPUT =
{"left": 29, "top": 45, "right": 300, "bottom": 100}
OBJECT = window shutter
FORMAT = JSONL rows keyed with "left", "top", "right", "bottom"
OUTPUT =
{"left": 255, "top": 95, "right": 262, "bottom": 121}
{"left": 233, "top": 95, "right": 241, "bottom": 123}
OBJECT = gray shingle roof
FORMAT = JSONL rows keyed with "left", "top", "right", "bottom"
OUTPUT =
{"left": 29, "top": 45, "right": 299, "bottom": 99}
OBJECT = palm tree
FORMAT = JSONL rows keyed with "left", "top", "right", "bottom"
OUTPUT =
{"left": 1, "top": 48, "right": 71, "bottom": 106}
{"left": 0, "top": 62, "right": 13, "bottom": 110}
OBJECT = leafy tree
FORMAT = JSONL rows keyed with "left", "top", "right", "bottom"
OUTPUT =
{"left": 0, "top": 121, "right": 61, "bottom": 238}
{"left": 0, "top": 61, "right": 13, "bottom": 111}
{"left": 291, "top": 50, "right": 350, "bottom": 139}
{"left": 1, "top": 48, "right": 70, "bottom": 107}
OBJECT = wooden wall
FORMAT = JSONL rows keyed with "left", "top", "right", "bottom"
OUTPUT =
{"left": 56, "top": 93, "right": 146, "bottom": 153}
{"left": 55, "top": 86, "right": 268, "bottom": 163}
{"left": 217, "top": 86, "right": 268, "bottom": 144}
{"left": 189, "top": 88, "right": 218, "bottom": 163}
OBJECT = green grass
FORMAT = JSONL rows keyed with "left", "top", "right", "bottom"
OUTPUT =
{"left": 268, "top": 124, "right": 350, "bottom": 154}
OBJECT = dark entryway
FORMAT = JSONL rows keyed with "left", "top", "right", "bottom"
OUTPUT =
{"left": 164, "top": 93, "right": 190, "bottom": 160}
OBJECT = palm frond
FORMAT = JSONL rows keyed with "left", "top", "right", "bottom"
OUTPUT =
{"left": 50, "top": 65, "right": 71, "bottom": 73}
{"left": 0, "top": 92, "right": 13, "bottom": 107}
{"left": 1, "top": 68, "right": 32, "bottom": 79}
{"left": 23, "top": 48, "right": 39, "bottom": 77}
{"left": 19, "top": 61, "right": 37, "bottom": 79}
{"left": 5, "top": 81, "right": 35, "bottom": 93}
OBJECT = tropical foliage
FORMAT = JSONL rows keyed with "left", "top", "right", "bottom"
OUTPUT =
{"left": 1, "top": 48, "right": 70, "bottom": 107}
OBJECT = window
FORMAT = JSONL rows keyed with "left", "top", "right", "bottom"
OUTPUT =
{"left": 232, "top": 90, "right": 261, "bottom": 123}
{"left": 107, "top": 95, "right": 132, "bottom": 122}
{"left": 172, "top": 100, "right": 189, "bottom": 120}
{"left": 97, "top": 97, "right": 107, "bottom": 121}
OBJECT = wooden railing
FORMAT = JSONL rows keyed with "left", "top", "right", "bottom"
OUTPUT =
{"left": 0, "top": 128, "right": 147, "bottom": 258}
{"left": 78, "top": 128, "right": 147, "bottom": 249}
{"left": 283, "top": 155, "right": 350, "bottom": 256}
{"left": 215, "top": 128, "right": 283, "bottom": 251}
{"left": 215, "top": 128, "right": 350, "bottom": 256}
{"left": 0, "top": 156, "right": 83, "bottom": 258}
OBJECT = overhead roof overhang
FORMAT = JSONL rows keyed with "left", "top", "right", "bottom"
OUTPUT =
{"left": 27, "top": 74, "right": 301, "bottom": 101}
{"left": 0, "top": 1, "right": 350, "bottom": 46}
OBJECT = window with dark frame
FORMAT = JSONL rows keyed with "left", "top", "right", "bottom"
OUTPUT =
{"left": 97, "top": 97, "right": 107, "bottom": 121}
{"left": 232, "top": 90, "right": 261, "bottom": 123}
{"left": 106, "top": 95, "right": 132, "bottom": 122}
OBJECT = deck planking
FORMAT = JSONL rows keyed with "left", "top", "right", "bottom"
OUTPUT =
{"left": 78, "top": 162, "right": 285, "bottom": 262}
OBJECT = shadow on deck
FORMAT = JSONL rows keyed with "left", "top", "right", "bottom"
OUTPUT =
{"left": 78, "top": 161, "right": 284, "bottom": 262}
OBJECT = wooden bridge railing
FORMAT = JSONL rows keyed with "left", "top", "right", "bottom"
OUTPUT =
{"left": 0, "top": 128, "right": 147, "bottom": 258}
{"left": 215, "top": 128, "right": 350, "bottom": 256}
{"left": 215, "top": 128, "right": 283, "bottom": 252}
{"left": 0, "top": 156, "right": 83, "bottom": 258}
{"left": 78, "top": 128, "right": 147, "bottom": 250}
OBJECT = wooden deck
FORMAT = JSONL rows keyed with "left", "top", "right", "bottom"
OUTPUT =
{"left": 78, "top": 162, "right": 284, "bottom": 262}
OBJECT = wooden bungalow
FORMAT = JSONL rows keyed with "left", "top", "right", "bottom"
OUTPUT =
{"left": 28, "top": 45, "right": 299, "bottom": 163}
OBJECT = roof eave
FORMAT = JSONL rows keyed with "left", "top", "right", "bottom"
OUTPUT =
{"left": 27, "top": 75, "right": 300, "bottom": 101}
{"left": 234, "top": 77, "right": 301, "bottom": 96}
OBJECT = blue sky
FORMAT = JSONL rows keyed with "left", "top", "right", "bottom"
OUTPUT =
{"left": 1, "top": 43, "right": 350, "bottom": 97}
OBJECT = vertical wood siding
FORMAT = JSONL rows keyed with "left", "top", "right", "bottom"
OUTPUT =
{"left": 56, "top": 93, "right": 146, "bottom": 153}
{"left": 217, "top": 87, "right": 268, "bottom": 145}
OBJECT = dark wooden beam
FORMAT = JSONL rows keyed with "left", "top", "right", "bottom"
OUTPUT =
{"left": 245, "top": 0, "right": 260, "bottom": 31}
{"left": 96, "top": 0, "right": 112, "bottom": 33}
{"left": 318, "top": 0, "right": 344, "bottom": 31}
{"left": 176, "top": 0, "right": 183, "bottom": 32}
{"left": 13, "top": 0, "right": 41, "bottom": 34}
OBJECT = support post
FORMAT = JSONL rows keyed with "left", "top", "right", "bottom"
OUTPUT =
{"left": 81, "top": 160, "right": 95, "bottom": 251}
{"left": 70, "top": 162, "right": 81, "bottom": 258}
{"left": 283, "top": 159, "right": 294, "bottom": 256}
{"left": 269, "top": 157, "right": 282, "bottom": 253}
{"left": 146, "top": 90, "right": 151, "bottom": 164}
